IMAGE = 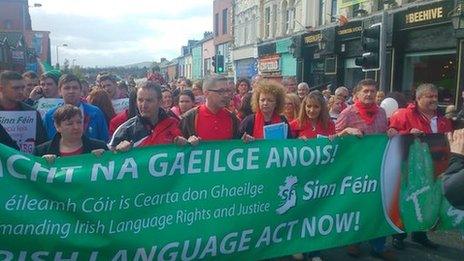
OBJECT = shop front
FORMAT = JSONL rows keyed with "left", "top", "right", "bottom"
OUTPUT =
{"left": 393, "top": 1, "right": 458, "bottom": 105}
{"left": 235, "top": 58, "right": 258, "bottom": 79}
{"left": 300, "top": 28, "right": 337, "bottom": 89}
{"left": 335, "top": 20, "right": 366, "bottom": 90}
{"left": 257, "top": 42, "right": 282, "bottom": 81}
{"left": 276, "top": 37, "right": 297, "bottom": 77}
{"left": 258, "top": 54, "right": 281, "bottom": 81}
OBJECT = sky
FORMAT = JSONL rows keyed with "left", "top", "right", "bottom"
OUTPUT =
{"left": 30, "top": 0, "right": 213, "bottom": 67}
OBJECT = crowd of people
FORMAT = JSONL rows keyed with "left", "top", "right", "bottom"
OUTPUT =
{"left": 1, "top": 69, "right": 464, "bottom": 261}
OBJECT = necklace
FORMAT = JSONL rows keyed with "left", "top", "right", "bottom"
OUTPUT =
{"left": 309, "top": 120, "right": 316, "bottom": 131}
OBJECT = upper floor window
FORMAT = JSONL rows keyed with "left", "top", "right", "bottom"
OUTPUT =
{"left": 282, "top": 1, "right": 288, "bottom": 34}
{"left": 331, "top": 0, "right": 337, "bottom": 22}
{"left": 319, "top": 0, "right": 325, "bottom": 26}
{"left": 272, "top": 4, "right": 277, "bottom": 37}
{"left": 265, "top": 7, "right": 271, "bottom": 38}
{"left": 215, "top": 13, "right": 219, "bottom": 36}
{"left": 222, "top": 9, "right": 228, "bottom": 35}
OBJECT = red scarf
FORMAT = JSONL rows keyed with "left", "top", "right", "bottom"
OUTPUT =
{"left": 355, "top": 100, "right": 378, "bottom": 125}
{"left": 253, "top": 111, "right": 281, "bottom": 139}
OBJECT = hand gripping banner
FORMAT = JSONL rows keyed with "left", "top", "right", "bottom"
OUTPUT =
{"left": 0, "top": 135, "right": 462, "bottom": 260}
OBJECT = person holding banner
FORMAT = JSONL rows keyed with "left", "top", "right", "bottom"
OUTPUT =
{"left": 43, "top": 74, "right": 109, "bottom": 142}
{"left": 290, "top": 91, "right": 335, "bottom": 139}
{"left": 387, "top": 83, "right": 451, "bottom": 250}
{"left": 0, "top": 71, "right": 48, "bottom": 150}
{"left": 180, "top": 76, "right": 241, "bottom": 142}
{"left": 34, "top": 105, "right": 108, "bottom": 159}
{"left": 336, "top": 79, "right": 388, "bottom": 137}
{"left": 239, "top": 80, "right": 292, "bottom": 140}
{"left": 388, "top": 83, "right": 452, "bottom": 136}
{"left": 335, "top": 79, "right": 394, "bottom": 260}
{"left": 109, "top": 81, "right": 186, "bottom": 151}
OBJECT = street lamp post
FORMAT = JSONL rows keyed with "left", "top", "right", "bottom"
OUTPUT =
{"left": 56, "top": 43, "right": 68, "bottom": 68}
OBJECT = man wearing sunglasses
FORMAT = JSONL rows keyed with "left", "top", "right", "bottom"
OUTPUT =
{"left": 180, "top": 75, "right": 240, "bottom": 143}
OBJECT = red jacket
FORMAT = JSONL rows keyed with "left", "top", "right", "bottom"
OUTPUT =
{"left": 389, "top": 103, "right": 452, "bottom": 134}
{"left": 290, "top": 119, "right": 335, "bottom": 138}
{"left": 109, "top": 109, "right": 129, "bottom": 136}
{"left": 140, "top": 117, "right": 182, "bottom": 146}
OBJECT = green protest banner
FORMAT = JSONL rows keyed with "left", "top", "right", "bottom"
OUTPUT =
{"left": 0, "top": 135, "right": 461, "bottom": 260}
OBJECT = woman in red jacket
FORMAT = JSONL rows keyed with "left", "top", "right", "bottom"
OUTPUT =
{"left": 290, "top": 91, "right": 335, "bottom": 139}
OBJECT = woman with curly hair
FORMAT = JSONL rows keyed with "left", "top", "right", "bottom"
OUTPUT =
{"left": 239, "top": 80, "right": 292, "bottom": 139}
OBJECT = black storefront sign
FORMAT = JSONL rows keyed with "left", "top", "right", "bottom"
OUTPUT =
{"left": 336, "top": 20, "right": 362, "bottom": 40}
{"left": 257, "top": 42, "right": 276, "bottom": 57}
{"left": 396, "top": 1, "right": 454, "bottom": 30}
{"left": 303, "top": 31, "right": 322, "bottom": 46}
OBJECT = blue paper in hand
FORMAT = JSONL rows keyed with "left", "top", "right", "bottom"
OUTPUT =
{"left": 263, "top": 122, "right": 288, "bottom": 140}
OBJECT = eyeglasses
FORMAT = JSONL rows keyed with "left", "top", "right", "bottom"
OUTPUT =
{"left": 208, "top": 89, "right": 233, "bottom": 94}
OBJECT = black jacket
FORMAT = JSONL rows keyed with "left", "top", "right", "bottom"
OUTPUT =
{"left": 443, "top": 153, "right": 464, "bottom": 210}
{"left": 0, "top": 124, "right": 19, "bottom": 150}
{"left": 108, "top": 108, "right": 172, "bottom": 148}
{"left": 33, "top": 134, "right": 108, "bottom": 157}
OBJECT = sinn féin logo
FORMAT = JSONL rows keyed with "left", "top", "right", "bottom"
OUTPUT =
{"left": 276, "top": 176, "right": 298, "bottom": 214}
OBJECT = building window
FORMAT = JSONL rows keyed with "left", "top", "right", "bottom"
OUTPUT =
{"left": 282, "top": 1, "right": 288, "bottom": 35}
{"left": 222, "top": 9, "right": 228, "bottom": 35}
{"left": 215, "top": 13, "right": 219, "bottom": 36}
{"left": 331, "top": 0, "right": 337, "bottom": 22}
{"left": 244, "top": 18, "right": 249, "bottom": 44}
{"left": 288, "top": 0, "right": 295, "bottom": 31}
{"left": 402, "top": 50, "right": 456, "bottom": 105}
{"left": 265, "top": 7, "right": 271, "bottom": 38}
{"left": 319, "top": 0, "right": 325, "bottom": 26}
{"left": 272, "top": 4, "right": 277, "bottom": 37}
{"left": 251, "top": 14, "right": 257, "bottom": 42}
{"left": 343, "top": 58, "right": 363, "bottom": 91}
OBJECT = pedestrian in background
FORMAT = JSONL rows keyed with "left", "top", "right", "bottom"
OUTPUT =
{"left": 283, "top": 93, "right": 300, "bottom": 122}
{"left": 87, "top": 89, "right": 116, "bottom": 128}
{"left": 297, "top": 82, "right": 310, "bottom": 100}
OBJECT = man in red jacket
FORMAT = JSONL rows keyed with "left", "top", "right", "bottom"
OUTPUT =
{"left": 388, "top": 83, "right": 451, "bottom": 250}
{"left": 389, "top": 83, "right": 452, "bottom": 135}
{"left": 109, "top": 81, "right": 187, "bottom": 151}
